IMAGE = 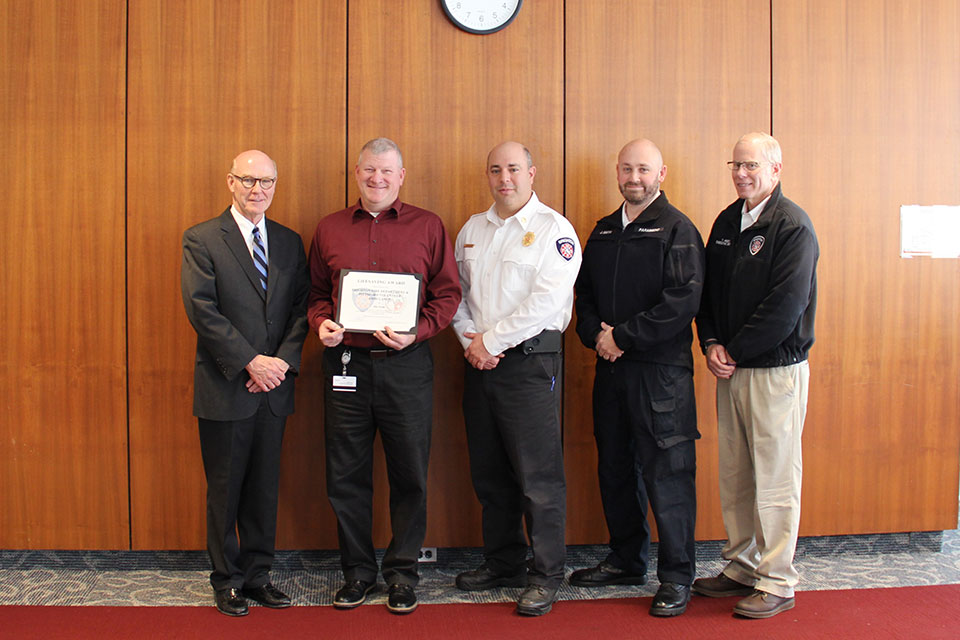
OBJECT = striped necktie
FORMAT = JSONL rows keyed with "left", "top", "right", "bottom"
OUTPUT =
{"left": 252, "top": 226, "right": 268, "bottom": 293}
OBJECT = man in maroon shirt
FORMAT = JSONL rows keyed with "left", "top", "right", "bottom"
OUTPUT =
{"left": 307, "top": 138, "right": 461, "bottom": 614}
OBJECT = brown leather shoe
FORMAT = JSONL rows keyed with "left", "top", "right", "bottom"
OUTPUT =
{"left": 733, "top": 590, "right": 796, "bottom": 618}
{"left": 692, "top": 573, "right": 754, "bottom": 598}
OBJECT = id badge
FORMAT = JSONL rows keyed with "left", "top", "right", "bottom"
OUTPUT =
{"left": 332, "top": 375, "right": 357, "bottom": 392}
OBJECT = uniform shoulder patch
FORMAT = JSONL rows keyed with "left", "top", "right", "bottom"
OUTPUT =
{"left": 749, "top": 235, "right": 765, "bottom": 255}
{"left": 556, "top": 237, "right": 576, "bottom": 261}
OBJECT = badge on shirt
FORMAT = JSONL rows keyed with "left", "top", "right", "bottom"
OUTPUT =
{"left": 522, "top": 231, "right": 535, "bottom": 247}
{"left": 749, "top": 235, "right": 765, "bottom": 255}
{"left": 556, "top": 237, "right": 576, "bottom": 261}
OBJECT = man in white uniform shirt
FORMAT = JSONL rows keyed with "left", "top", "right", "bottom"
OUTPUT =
{"left": 451, "top": 141, "right": 582, "bottom": 616}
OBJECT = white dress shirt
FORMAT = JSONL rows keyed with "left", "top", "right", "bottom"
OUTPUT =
{"left": 452, "top": 192, "right": 582, "bottom": 356}
{"left": 740, "top": 193, "right": 772, "bottom": 232}
{"left": 230, "top": 205, "right": 269, "bottom": 263}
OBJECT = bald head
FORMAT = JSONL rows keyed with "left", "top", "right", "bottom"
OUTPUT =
{"left": 618, "top": 138, "right": 663, "bottom": 168}
{"left": 227, "top": 149, "right": 278, "bottom": 222}
{"left": 231, "top": 149, "right": 277, "bottom": 176}
{"left": 487, "top": 141, "right": 533, "bottom": 170}
{"left": 486, "top": 141, "right": 536, "bottom": 219}
{"left": 617, "top": 138, "right": 666, "bottom": 216}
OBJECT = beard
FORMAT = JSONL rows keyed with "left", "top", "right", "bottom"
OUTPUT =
{"left": 619, "top": 182, "right": 657, "bottom": 208}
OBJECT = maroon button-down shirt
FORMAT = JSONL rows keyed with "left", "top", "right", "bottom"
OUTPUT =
{"left": 307, "top": 199, "right": 461, "bottom": 349}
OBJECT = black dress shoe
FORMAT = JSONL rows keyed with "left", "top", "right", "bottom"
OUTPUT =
{"left": 333, "top": 580, "right": 376, "bottom": 609}
{"left": 214, "top": 587, "right": 249, "bottom": 617}
{"left": 569, "top": 561, "right": 647, "bottom": 587}
{"left": 456, "top": 564, "right": 527, "bottom": 591}
{"left": 515, "top": 584, "right": 558, "bottom": 616}
{"left": 650, "top": 582, "right": 691, "bottom": 617}
{"left": 242, "top": 583, "right": 292, "bottom": 608}
{"left": 386, "top": 583, "right": 418, "bottom": 614}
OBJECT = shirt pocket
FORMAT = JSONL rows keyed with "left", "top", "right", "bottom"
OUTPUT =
{"left": 502, "top": 250, "right": 539, "bottom": 292}
{"left": 459, "top": 245, "right": 478, "bottom": 287}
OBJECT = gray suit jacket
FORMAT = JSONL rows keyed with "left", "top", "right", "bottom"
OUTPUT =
{"left": 181, "top": 208, "right": 310, "bottom": 421}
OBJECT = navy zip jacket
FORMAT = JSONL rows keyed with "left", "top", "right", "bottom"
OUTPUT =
{"left": 696, "top": 183, "right": 819, "bottom": 368}
{"left": 575, "top": 192, "right": 705, "bottom": 371}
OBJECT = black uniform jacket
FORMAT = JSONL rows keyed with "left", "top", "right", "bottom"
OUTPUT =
{"left": 575, "top": 192, "right": 705, "bottom": 371}
{"left": 696, "top": 183, "right": 818, "bottom": 368}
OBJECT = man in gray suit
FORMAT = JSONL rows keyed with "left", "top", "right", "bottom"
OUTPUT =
{"left": 181, "top": 149, "right": 310, "bottom": 617}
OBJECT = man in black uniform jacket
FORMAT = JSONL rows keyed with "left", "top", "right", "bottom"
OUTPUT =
{"left": 573, "top": 138, "right": 705, "bottom": 617}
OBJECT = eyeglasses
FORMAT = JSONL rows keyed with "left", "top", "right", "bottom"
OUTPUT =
{"left": 230, "top": 174, "right": 277, "bottom": 190}
{"left": 726, "top": 161, "right": 767, "bottom": 173}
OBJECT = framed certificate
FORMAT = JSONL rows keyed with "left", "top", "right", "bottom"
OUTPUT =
{"left": 336, "top": 269, "right": 422, "bottom": 334}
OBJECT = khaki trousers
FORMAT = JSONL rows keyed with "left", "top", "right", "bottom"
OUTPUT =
{"left": 715, "top": 361, "right": 809, "bottom": 598}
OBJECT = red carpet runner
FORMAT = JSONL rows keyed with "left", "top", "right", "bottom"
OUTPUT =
{"left": 3, "top": 585, "right": 958, "bottom": 639}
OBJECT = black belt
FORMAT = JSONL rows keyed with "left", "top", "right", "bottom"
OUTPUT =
{"left": 505, "top": 330, "right": 563, "bottom": 355}
{"left": 346, "top": 341, "right": 422, "bottom": 360}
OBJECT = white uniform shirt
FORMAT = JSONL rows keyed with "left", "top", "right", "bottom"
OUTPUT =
{"left": 452, "top": 192, "right": 582, "bottom": 356}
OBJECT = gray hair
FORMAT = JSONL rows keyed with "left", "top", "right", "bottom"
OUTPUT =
{"left": 739, "top": 132, "right": 782, "bottom": 165}
{"left": 359, "top": 137, "right": 403, "bottom": 168}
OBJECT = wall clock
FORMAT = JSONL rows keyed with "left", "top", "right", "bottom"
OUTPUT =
{"left": 441, "top": 0, "right": 523, "bottom": 35}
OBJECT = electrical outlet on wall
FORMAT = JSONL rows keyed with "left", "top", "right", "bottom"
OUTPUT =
{"left": 418, "top": 547, "right": 437, "bottom": 563}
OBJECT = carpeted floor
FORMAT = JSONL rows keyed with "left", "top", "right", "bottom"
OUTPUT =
{"left": 3, "top": 585, "right": 960, "bottom": 640}
{"left": 2, "top": 528, "right": 958, "bottom": 608}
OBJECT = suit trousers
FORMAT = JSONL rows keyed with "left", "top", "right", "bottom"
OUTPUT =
{"left": 198, "top": 395, "right": 286, "bottom": 591}
{"left": 716, "top": 361, "right": 809, "bottom": 598}
{"left": 592, "top": 359, "right": 697, "bottom": 585}
{"left": 322, "top": 342, "right": 433, "bottom": 587}
{"left": 462, "top": 350, "right": 566, "bottom": 588}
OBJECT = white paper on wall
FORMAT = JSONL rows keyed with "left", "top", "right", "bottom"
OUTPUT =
{"left": 900, "top": 205, "right": 960, "bottom": 258}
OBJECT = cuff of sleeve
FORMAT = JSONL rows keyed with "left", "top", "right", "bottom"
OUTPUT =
{"left": 481, "top": 331, "right": 505, "bottom": 357}
{"left": 611, "top": 325, "right": 626, "bottom": 351}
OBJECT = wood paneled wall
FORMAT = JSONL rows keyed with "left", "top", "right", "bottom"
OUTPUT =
{"left": 772, "top": 0, "right": 960, "bottom": 534}
{"left": 2, "top": 0, "right": 958, "bottom": 550}
{"left": 2, "top": 0, "right": 128, "bottom": 548}
{"left": 126, "top": 0, "right": 346, "bottom": 549}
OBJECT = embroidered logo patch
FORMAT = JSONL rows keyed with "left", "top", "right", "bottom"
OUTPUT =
{"left": 749, "top": 235, "right": 765, "bottom": 255}
{"left": 556, "top": 237, "right": 576, "bottom": 261}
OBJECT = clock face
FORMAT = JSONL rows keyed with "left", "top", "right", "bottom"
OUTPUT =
{"left": 441, "top": 0, "right": 523, "bottom": 35}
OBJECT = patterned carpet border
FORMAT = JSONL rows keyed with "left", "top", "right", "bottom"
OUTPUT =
{"left": 2, "top": 529, "right": 958, "bottom": 607}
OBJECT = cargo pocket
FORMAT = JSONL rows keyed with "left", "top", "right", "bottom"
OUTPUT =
{"left": 651, "top": 397, "right": 678, "bottom": 448}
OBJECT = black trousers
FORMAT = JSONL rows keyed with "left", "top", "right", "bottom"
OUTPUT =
{"left": 463, "top": 350, "right": 566, "bottom": 588}
{"left": 322, "top": 342, "right": 433, "bottom": 586}
{"left": 592, "top": 359, "right": 697, "bottom": 585}
{"left": 198, "top": 396, "right": 286, "bottom": 591}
